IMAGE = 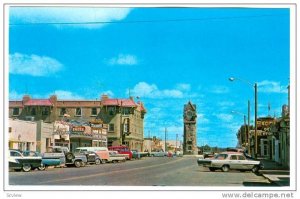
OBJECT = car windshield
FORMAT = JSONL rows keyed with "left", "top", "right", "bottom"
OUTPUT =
{"left": 214, "top": 154, "right": 228, "bottom": 160}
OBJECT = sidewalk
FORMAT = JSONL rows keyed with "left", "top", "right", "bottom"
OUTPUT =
{"left": 258, "top": 159, "right": 290, "bottom": 186}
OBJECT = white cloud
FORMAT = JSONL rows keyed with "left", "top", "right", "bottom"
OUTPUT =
{"left": 108, "top": 54, "right": 138, "bottom": 66}
{"left": 197, "top": 113, "right": 210, "bottom": 124}
{"left": 216, "top": 113, "right": 233, "bottom": 122}
{"left": 10, "top": 7, "right": 132, "bottom": 29}
{"left": 9, "top": 90, "right": 24, "bottom": 100}
{"left": 258, "top": 80, "right": 288, "bottom": 93}
{"left": 52, "top": 90, "right": 83, "bottom": 99}
{"left": 131, "top": 82, "right": 183, "bottom": 99}
{"left": 176, "top": 83, "right": 191, "bottom": 91}
{"left": 101, "top": 90, "right": 114, "bottom": 97}
{"left": 210, "top": 86, "right": 230, "bottom": 94}
{"left": 9, "top": 53, "right": 63, "bottom": 76}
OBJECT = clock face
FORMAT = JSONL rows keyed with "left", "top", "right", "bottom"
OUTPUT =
{"left": 186, "top": 110, "right": 193, "bottom": 120}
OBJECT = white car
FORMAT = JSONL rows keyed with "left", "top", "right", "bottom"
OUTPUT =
{"left": 9, "top": 150, "right": 42, "bottom": 172}
{"left": 197, "top": 152, "right": 263, "bottom": 173}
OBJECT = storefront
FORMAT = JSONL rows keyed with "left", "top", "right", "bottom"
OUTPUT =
{"left": 53, "top": 121, "right": 70, "bottom": 148}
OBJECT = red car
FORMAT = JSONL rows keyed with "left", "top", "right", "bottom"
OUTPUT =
{"left": 108, "top": 146, "right": 132, "bottom": 160}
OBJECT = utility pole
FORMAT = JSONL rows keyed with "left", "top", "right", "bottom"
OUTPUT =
{"left": 248, "top": 100, "right": 251, "bottom": 155}
{"left": 176, "top": 134, "right": 178, "bottom": 153}
{"left": 165, "top": 127, "right": 167, "bottom": 152}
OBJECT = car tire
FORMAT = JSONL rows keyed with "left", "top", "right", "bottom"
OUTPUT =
{"left": 221, "top": 165, "right": 230, "bottom": 172}
{"left": 22, "top": 164, "right": 32, "bottom": 172}
{"left": 112, "top": 160, "right": 117, "bottom": 164}
{"left": 80, "top": 161, "right": 86, "bottom": 167}
{"left": 65, "top": 152, "right": 75, "bottom": 161}
{"left": 95, "top": 159, "right": 101, "bottom": 165}
{"left": 74, "top": 160, "right": 81, "bottom": 168}
{"left": 209, "top": 167, "right": 216, "bottom": 172}
{"left": 252, "top": 166, "right": 260, "bottom": 173}
{"left": 38, "top": 164, "right": 46, "bottom": 171}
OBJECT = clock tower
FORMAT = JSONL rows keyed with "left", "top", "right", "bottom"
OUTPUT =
{"left": 183, "top": 101, "right": 197, "bottom": 155}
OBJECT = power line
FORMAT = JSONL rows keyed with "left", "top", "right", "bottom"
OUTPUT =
{"left": 9, "top": 13, "right": 287, "bottom": 26}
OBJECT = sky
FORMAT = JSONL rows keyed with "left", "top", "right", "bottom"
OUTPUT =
{"left": 8, "top": 7, "right": 290, "bottom": 148}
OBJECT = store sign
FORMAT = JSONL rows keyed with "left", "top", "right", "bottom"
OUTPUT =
{"left": 72, "top": 126, "right": 85, "bottom": 132}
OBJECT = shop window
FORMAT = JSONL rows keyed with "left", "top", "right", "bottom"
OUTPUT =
{"left": 108, "top": 123, "right": 114, "bottom": 132}
{"left": 42, "top": 107, "right": 49, "bottom": 115}
{"left": 75, "top": 108, "right": 82, "bottom": 116}
{"left": 12, "top": 108, "right": 20, "bottom": 116}
{"left": 60, "top": 108, "right": 66, "bottom": 116}
{"left": 31, "top": 107, "right": 36, "bottom": 115}
{"left": 91, "top": 108, "right": 97, "bottom": 116}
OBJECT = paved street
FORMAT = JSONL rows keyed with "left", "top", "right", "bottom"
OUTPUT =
{"left": 9, "top": 156, "right": 276, "bottom": 187}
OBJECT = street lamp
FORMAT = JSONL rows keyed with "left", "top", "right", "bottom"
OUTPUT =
{"left": 229, "top": 77, "right": 258, "bottom": 157}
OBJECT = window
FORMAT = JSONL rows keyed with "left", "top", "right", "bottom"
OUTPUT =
{"left": 188, "top": 146, "right": 192, "bottom": 150}
{"left": 238, "top": 155, "right": 246, "bottom": 160}
{"left": 75, "top": 108, "right": 82, "bottom": 116}
{"left": 108, "top": 107, "right": 115, "bottom": 115}
{"left": 9, "top": 127, "right": 12, "bottom": 133}
{"left": 31, "top": 107, "right": 36, "bottom": 115}
{"left": 122, "top": 108, "right": 131, "bottom": 115}
{"left": 91, "top": 108, "right": 97, "bottom": 116}
{"left": 60, "top": 108, "right": 66, "bottom": 116}
{"left": 10, "top": 151, "right": 21, "bottom": 157}
{"left": 42, "top": 107, "right": 49, "bottom": 115}
{"left": 108, "top": 123, "right": 114, "bottom": 132}
{"left": 124, "top": 123, "right": 129, "bottom": 133}
{"left": 12, "top": 108, "right": 19, "bottom": 116}
{"left": 230, "top": 155, "right": 238, "bottom": 160}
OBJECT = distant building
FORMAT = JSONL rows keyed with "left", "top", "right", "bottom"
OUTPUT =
{"left": 183, "top": 101, "right": 197, "bottom": 155}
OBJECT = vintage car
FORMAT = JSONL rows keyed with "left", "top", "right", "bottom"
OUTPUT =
{"left": 43, "top": 146, "right": 87, "bottom": 168}
{"left": 197, "top": 152, "right": 264, "bottom": 173}
{"left": 131, "top": 150, "right": 148, "bottom": 159}
{"left": 149, "top": 150, "right": 167, "bottom": 157}
{"left": 9, "top": 150, "right": 42, "bottom": 172}
{"left": 82, "top": 151, "right": 102, "bottom": 165}
{"left": 22, "top": 151, "right": 61, "bottom": 170}
{"left": 107, "top": 151, "right": 126, "bottom": 163}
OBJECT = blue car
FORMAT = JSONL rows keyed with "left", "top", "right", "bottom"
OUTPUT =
{"left": 22, "top": 151, "right": 61, "bottom": 170}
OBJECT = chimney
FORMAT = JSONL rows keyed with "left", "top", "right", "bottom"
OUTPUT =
{"left": 22, "top": 95, "right": 30, "bottom": 103}
{"left": 49, "top": 95, "right": 57, "bottom": 104}
{"left": 101, "top": 94, "right": 109, "bottom": 101}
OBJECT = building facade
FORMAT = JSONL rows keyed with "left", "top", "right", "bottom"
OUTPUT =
{"left": 183, "top": 101, "right": 197, "bottom": 155}
{"left": 9, "top": 119, "right": 37, "bottom": 151}
{"left": 9, "top": 94, "right": 146, "bottom": 152}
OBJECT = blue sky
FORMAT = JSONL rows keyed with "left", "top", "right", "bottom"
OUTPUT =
{"left": 8, "top": 7, "right": 290, "bottom": 148}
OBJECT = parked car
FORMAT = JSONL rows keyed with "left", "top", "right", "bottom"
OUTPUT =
{"left": 197, "top": 152, "right": 263, "bottom": 173}
{"left": 82, "top": 151, "right": 102, "bottom": 165}
{"left": 149, "top": 150, "right": 167, "bottom": 157}
{"left": 9, "top": 150, "right": 42, "bottom": 172}
{"left": 131, "top": 150, "right": 141, "bottom": 159}
{"left": 75, "top": 147, "right": 109, "bottom": 163}
{"left": 43, "top": 146, "right": 87, "bottom": 168}
{"left": 108, "top": 146, "right": 133, "bottom": 160}
{"left": 22, "top": 151, "right": 61, "bottom": 170}
{"left": 107, "top": 151, "right": 126, "bottom": 163}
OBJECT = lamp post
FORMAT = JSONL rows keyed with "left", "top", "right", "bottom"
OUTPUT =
{"left": 229, "top": 77, "right": 258, "bottom": 157}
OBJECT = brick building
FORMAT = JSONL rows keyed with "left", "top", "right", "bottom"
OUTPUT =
{"left": 9, "top": 94, "right": 146, "bottom": 151}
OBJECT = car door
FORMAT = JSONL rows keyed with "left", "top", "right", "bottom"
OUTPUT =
{"left": 238, "top": 155, "right": 252, "bottom": 170}
{"left": 229, "top": 155, "right": 239, "bottom": 169}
